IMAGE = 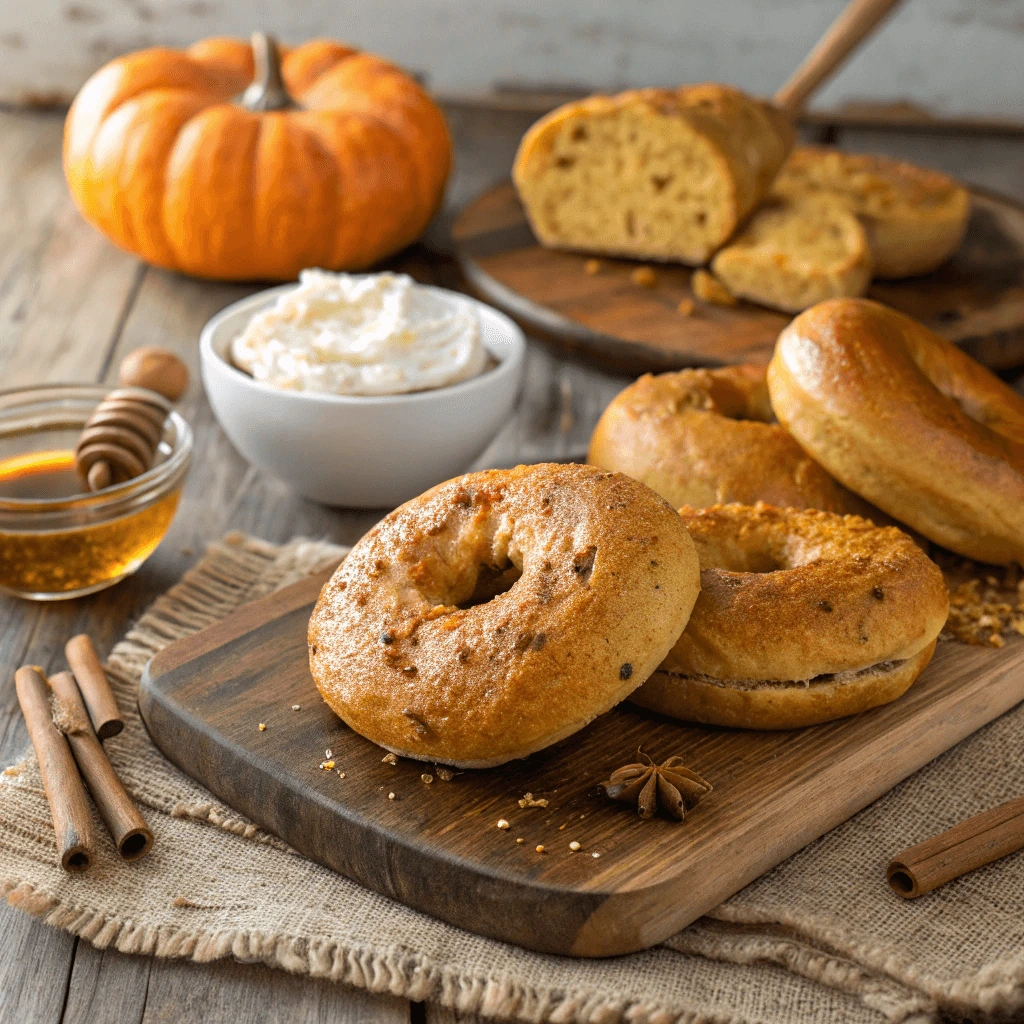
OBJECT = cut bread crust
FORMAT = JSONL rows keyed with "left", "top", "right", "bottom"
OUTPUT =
{"left": 772, "top": 147, "right": 971, "bottom": 279}
{"left": 512, "top": 84, "right": 794, "bottom": 266}
{"left": 632, "top": 642, "right": 936, "bottom": 730}
{"left": 710, "top": 197, "right": 872, "bottom": 313}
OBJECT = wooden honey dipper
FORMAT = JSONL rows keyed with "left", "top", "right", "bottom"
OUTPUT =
{"left": 75, "top": 347, "right": 189, "bottom": 492}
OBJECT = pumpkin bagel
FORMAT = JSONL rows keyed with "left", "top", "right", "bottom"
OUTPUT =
{"left": 309, "top": 463, "right": 700, "bottom": 767}
{"left": 632, "top": 504, "right": 948, "bottom": 730}
{"left": 588, "top": 366, "right": 882, "bottom": 517}
{"left": 769, "top": 299, "right": 1024, "bottom": 565}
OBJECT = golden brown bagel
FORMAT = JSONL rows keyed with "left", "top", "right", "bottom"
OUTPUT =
{"left": 588, "top": 366, "right": 883, "bottom": 517}
{"left": 768, "top": 299, "right": 1024, "bottom": 565}
{"left": 631, "top": 504, "right": 948, "bottom": 729}
{"left": 309, "top": 463, "right": 701, "bottom": 767}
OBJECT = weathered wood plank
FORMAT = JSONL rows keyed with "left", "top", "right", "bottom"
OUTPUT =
{"left": 0, "top": 908, "right": 75, "bottom": 1024}
{"left": 60, "top": 944, "right": 149, "bottom": 1024}
{"left": 138, "top": 956, "right": 409, "bottom": 1024}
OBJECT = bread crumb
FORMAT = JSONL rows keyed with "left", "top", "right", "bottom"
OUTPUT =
{"left": 518, "top": 792, "right": 549, "bottom": 808}
{"left": 421, "top": 774, "right": 433, "bottom": 784}
{"left": 291, "top": 704, "right": 301, "bottom": 711}
{"left": 630, "top": 266, "right": 658, "bottom": 289}
{"left": 497, "top": 819, "right": 510, "bottom": 829}
{"left": 677, "top": 298, "right": 695, "bottom": 316}
{"left": 320, "top": 760, "right": 335, "bottom": 770}
{"left": 2, "top": 765, "right": 22, "bottom": 777}
{"left": 435, "top": 766, "right": 456, "bottom": 781}
{"left": 592, "top": 852, "right": 601, "bottom": 859}
{"left": 337, "top": 771, "right": 346, "bottom": 778}
{"left": 382, "top": 752, "right": 398, "bottom": 765}
{"left": 516, "top": 837, "right": 524, "bottom": 844}
{"left": 584, "top": 258, "right": 602, "bottom": 275}
{"left": 388, "top": 792, "right": 396, "bottom": 800}
{"left": 569, "top": 841, "right": 581, "bottom": 852}
{"left": 559, "top": 823, "right": 566, "bottom": 830}
{"left": 692, "top": 269, "right": 737, "bottom": 307}
{"left": 535, "top": 845, "right": 546, "bottom": 853}
{"left": 258, "top": 723, "right": 266, "bottom": 732}
{"left": 325, "top": 749, "right": 332, "bottom": 758}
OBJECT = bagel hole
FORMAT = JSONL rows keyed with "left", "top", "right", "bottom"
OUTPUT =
{"left": 457, "top": 560, "right": 523, "bottom": 609}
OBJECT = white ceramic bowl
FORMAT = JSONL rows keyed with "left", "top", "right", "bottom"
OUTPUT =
{"left": 200, "top": 284, "right": 525, "bottom": 508}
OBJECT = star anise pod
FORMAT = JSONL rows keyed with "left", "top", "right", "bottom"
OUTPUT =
{"left": 603, "top": 751, "right": 712, "bottom": 821}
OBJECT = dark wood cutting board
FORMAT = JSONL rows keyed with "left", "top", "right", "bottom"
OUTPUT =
{"left": 453, "top": 183, "right": 1024, "bottom": 373}
{"left": 139, "top": 569, "right": 1024, "bottom": 958}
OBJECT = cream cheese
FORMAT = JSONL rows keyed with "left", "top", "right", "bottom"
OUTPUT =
{"left": 230, "top": 270, "right": 488, "bottom": 396}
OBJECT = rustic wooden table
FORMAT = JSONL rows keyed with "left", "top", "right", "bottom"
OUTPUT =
{"left": 1, "top": 104, "right": 1022, "bottom": 1023}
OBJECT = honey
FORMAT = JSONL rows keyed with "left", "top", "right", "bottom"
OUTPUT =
{"left": 0, "top": 449, "right": 182, "bottom": 599}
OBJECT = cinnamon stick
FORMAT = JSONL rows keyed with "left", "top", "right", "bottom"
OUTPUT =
{"left": 14, "top": 666, "right": 96, "bottom": 872}
{"left": 887, "top": 796, "right": 1024, "bottom": 898}
{"left": 64, "top": 634, "right": 123, "bottom": 740}
{"left": 49, "top": 671, "right": 153, "bottom": 862}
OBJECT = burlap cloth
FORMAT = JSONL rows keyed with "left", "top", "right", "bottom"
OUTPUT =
{"left": 1, "top": 535, "right": 1022, "bottom": 1024}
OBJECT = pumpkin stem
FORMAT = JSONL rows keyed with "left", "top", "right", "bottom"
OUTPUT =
{"left": 239, "top": 32, "right": 295, "bottom": 112}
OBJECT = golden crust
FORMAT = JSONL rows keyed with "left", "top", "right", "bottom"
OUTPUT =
{"left": 768, "top": 299, "right": 1024, "bottom": 565}
{"left": 772, "top": 147, "right": 971, "bottom": 278}
{"left": 633, "top": 641, "right": 936, "bottom": 730}
{"left": 587, "top": 365, "right": 884, "bottom": 518}
{"left": 710, "top": 197, "right": 872, "bottom": 313}
{"left": 511, "top": 84, "right": 794, "bottom": 265}
{"left": 308, "top": 463, "right": 701, "bottom": 768}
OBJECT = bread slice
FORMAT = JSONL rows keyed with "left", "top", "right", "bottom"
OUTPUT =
{"left": 710, "top": 197, "right": 872, "bottom": 313}
{"left": 771, "top": 147, "right": 971, "bottom": 278}
{"left": 512, "top": 84, "right": 794, "bottom": 266}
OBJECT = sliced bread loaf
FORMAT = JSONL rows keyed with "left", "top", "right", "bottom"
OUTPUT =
{"left": 771, "top": 147, "right": 971, "bottom": 278}
{"left": 710, "top": 197, "right": 872, "bottom": 313}
{"left": 512, "top": 84, "right": 794, "bottom": 266}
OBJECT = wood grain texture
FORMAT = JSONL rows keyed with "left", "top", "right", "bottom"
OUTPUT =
{"left": 454, "top": 182, "right": 1024, "bottom": 373}
{"left": 140, "top": 573, "right": 1024, "bottom": 958}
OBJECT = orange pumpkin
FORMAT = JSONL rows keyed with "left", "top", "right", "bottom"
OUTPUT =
{"left": 63, "top": 34, "right": 452, "bottom": 281}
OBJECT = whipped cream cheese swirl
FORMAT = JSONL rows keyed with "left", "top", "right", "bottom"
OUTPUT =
{"left": 231, "top": 270, "right": 487, "bottom": 396}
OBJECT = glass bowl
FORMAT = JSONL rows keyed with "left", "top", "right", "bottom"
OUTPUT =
{"left": 0, "top": 384, "right": 192, "bottom": 600}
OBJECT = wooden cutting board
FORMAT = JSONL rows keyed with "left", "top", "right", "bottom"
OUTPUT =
{"left": 139, "top": 569, "right": 1024, "bottom": 958}
{"left": 453, "top": 183, "right": 1024, "bottom": 373}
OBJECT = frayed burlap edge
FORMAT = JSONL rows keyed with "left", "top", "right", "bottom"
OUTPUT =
{"left": 1, "top": 882, "right": 750, "bottom": 1024}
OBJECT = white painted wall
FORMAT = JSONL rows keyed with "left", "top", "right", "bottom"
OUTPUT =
{"left": 1, "top": 0, "right": 1022, "bottom": 119}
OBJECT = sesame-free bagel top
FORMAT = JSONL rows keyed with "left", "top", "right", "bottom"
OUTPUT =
{"left": 587, "top": 365, "right": 880, "bottom": 516}
{"left": 768, "top": 298, "right": 1024, "bottom": 564}
{"left": 308, "top": 463, "right": 700, "bottom": 767}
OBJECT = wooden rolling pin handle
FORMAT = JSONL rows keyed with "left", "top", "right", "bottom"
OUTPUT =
{"left": 49, "top": 672, "right": 153, "bottom": 862}
{"left": 774, "top": 0, "right": 904, "bottom": 113}
{"left": 14, "top": 666, "right": 96, "bottom": 872}
{"left": 887, "top": 796, "right": 1024, "bottom": 898}
{"left": 65, "top": 634, "right": 124, "bottom": 740}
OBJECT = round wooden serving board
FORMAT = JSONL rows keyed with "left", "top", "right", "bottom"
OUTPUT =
{"left": 453, "top": 182, "right": 1024, "bottom": 374}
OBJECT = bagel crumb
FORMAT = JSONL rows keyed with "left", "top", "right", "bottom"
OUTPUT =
{"left": 382, "top": 753, "right": 398, "bottom": 765}
{"left": 258, "top": 723, "right": 266, "bottom": 731}
{"left": 631, "top": 266, "right": 658, "bottom": 289}
{"left": 677, "top": 298, "right": 695, "bottom": 316}
{"left": 337, "top": 771, "right": 346, "bottom": 778}
{"left": 291, "top": 704, "right": 301, "bottom": 710}
{"left": 435, "top": 767, "right": 457, "bottom": 781}
{"left": 325, "top": 749, "right": 332, "bottom": 758}
{"left": 516, "top": 837, "right": 524, "bottom": 844}
{"left": 497, "top": 819, "right": 510, "bottom": 829}
{"left": 941, "top": 559, "right": 1024, "bottom": 646}
{"left": 535, "top": 845, "right": 546, "bottom": 853}
{"left": 421, "top": 774, "right": 433, "bottom": 784}
{"left": 519, "top": 792, "right": 549, "bottom": 808}
{"left": 569, "top": 841, "right": 581, "bottom": 851}
{"left": 559, "top": 823, "right": 566, "bottom": 830}
{"left": 592, "top": 852, "right": 601, "bottom": 858}
{"left": 388, "top": 792, "right": 396, "bottom": 800}
{"left": 320, "top": 761, "right": 335, "bottom": 770}
{"left": 692, "top": 269, "right": 737, "bottom": 306}
{"left": 584, "top": 258, "right": 602, "bottom": 275}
